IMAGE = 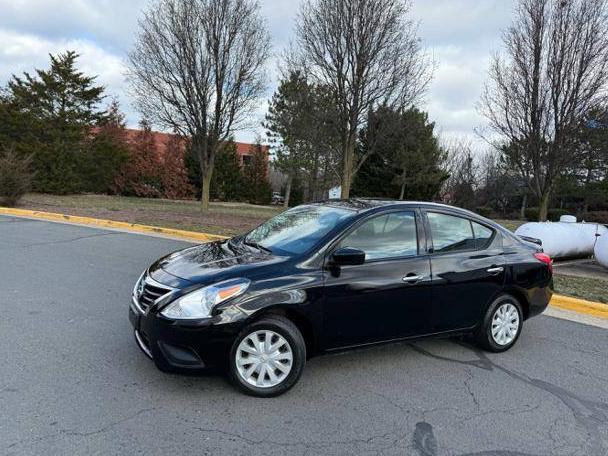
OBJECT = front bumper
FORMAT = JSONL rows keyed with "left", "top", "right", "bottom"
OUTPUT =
{"left": 128, "top": 300, "right": 243, "bottom": 371}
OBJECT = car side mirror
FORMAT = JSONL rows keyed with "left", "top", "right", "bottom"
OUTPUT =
{"left": 331, "top": 247, "right": 366, "bottom": 266}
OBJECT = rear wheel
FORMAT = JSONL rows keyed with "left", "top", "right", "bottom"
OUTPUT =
{"left": 475, "top": 294, "right": 523, "bottom": 352}
{"left": 229, "top": 316, "right": 306, "bottom": 397}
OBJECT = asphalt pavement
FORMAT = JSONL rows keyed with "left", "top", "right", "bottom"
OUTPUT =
{"left": 1, "top": 215, "right": 607, "bottom": 456}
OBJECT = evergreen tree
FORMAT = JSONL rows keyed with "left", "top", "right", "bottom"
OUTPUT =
{"left": 6, "top": 51, "right": 106, "bottom": 193}
{"left": 112, "top": 120, "right": 163, "bottom": 197}
{"left": 211, "top": 141, "right": 244, "bottom": 201}
{"left": 161, "top": 134, "right": 194, "bottom": 199}
{"left": 265, "top": 71, "right": 340, "bottom": 205}
{"left": 354, "top": 106, "right": 448, "bottom": 200}
{"left": 80, "top": 100, "right": 129, "bottom": 193}
{"left": 244, "top": 139, "right": 272, "bottom": 204}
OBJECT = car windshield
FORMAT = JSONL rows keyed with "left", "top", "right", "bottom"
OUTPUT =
{"left": 245, "top": 205, "right": 354, "bottom": 255}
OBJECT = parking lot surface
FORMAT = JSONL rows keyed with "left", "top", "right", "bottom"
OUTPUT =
{"left": 1, "top": 215, "right": 607, "bottom": 455}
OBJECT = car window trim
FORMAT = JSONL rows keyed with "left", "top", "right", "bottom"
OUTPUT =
{"left": 471, "top": 219, "right": 496, "bottom": 250}
{"left": 324, "top": 207, "right": 424, "bottom": 265}
{"left": 422, "top": 209, "right": 496, "bottom": 256}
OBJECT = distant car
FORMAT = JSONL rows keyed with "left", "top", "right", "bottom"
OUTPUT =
{"left": 129, "top": 200, "right": 553, "bottom": 397}
{"left": 271, "top": 192, "right": 284, "bottom": 205}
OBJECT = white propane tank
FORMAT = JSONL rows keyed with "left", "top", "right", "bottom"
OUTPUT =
{"left": 514, "top": 216, "right": 608, "bottom": 259}
{"left": 595, "top": 231, "right": 608, "bottom": 269}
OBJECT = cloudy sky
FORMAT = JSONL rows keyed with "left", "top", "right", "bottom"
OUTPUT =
{"left": 0, "top": 0, "right": 515, "bottom": 146}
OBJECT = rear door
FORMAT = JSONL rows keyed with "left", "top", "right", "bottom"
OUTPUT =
{"left": 424, "top": 211, "right": 506, "bottom": 332}
{"left": 323, "top": 210, "right": 433, "bottom": 348}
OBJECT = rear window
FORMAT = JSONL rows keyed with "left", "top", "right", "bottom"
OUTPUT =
{"left": 472, "top": 221, "right": 494, "bottom": 249}
{"left": 428, "top": 212, "right": 476, "bottom": 253}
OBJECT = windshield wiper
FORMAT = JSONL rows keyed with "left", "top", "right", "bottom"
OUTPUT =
{"left": 244, "top": 240, "right": 272, "bottom": 254}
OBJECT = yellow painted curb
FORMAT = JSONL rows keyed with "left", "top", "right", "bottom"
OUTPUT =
{"left": 550, "top": 294, "right": 608, "bottom": 320}
{"left": 0, "top": 207, "right": 227, "bottom": 243}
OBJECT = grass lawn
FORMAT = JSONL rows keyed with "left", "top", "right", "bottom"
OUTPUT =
{"left": 553, "top": 274, "right": 608, "bottom": 304}
{"left": 17, "top": 194, "right": 529, "bottom": 236}
{"left": 18, "top": 193, "right": 281, "bottom": 237}
{"left": 494, "top": 219, "right": 526, "bottom": 232}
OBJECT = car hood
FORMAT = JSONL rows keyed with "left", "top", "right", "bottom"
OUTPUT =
{"left": 148, "top": 239, "right": 286, "bottom": 286}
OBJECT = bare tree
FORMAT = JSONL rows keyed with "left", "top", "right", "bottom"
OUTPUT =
{"left": 128, "top": 0, "right": 270, "bottom": 210}
{"left": 480, "top": 0, "right": 608, "bottom": 220}
{"left": 440, "top": 138, "right": 479, "bottom": 209}
{"left": 292, "top": 0, "right": 432, "bottom": 199}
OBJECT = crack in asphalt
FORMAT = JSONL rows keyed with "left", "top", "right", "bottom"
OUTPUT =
{"left": 413, "top": 420, "right": 544, "bottom": 456}
{"left": 409, "top": 341, "right": 608, "bottom": 454}
{"left": 195, "top": 426, "right": 404, "bottom": 450}
{"left": 5, "top": 407, "right": 155, "bottom": 451}
{"left": 3, "top": 231, "right": 119, "bottom": 250}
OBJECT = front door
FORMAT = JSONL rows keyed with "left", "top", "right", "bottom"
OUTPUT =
{"left": 323, "top": 210, "right": 433, "bottom": 349}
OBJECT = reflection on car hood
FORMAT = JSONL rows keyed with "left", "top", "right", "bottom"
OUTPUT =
{"left": 149, "top": 239, "right": 284, "bottom": 285}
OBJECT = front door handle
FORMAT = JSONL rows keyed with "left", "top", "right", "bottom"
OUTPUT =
{"left": 486, "top": 266, "right": 504, "bottom": 275}
{"left": 402, "top": 274, "right": 423, "bottom": 284}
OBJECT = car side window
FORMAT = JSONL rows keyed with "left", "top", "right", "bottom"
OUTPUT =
{"left": 338, "top": 211, "right": 418, "bottom": 261}
{"left": 427, "top": 212, "right": 476, "bottom": 253}
{"left": 472, "top": 221, "right": 494, "bottom": 249}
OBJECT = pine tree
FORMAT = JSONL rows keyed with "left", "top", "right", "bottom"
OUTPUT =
{"left": 244, "top": 139, "right": 271, "bottom": 204}
{"left": 161, "top": 134, "right": 193, "bottom": 199}
{"left": 354, "top": 106, "right": 448, "bottom": 201}
{"left": 112, "top": 120, "right": 163, "bottom": 197}
{"left": 81, "top": 100, "right": 129, "bottom": 193}
{"left": 7, "top": 51, "right": 106, "bottom": 193}
{"left": 211, "top": 141, "right": 244, "bottom": 201}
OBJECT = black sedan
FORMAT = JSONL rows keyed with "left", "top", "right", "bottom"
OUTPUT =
{"left": 129, "top": 200, "right": 553, "bottom": 397}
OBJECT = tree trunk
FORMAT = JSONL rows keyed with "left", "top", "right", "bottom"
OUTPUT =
{"left": 340, "top": 135, "right": 355, "bottom": 199}
{"left": 399, "top": 169, "right": 407, "bottom": 200}
{"left": 538, "top": 191, "right": 550, "bottom": 221}
{"left": 520, "top": 192, "right": 527, "bottom": 220}
{"left": 283, "top": 174, "right": 292, "bottom": 208}
{"left": 201, "top": 168, "right": 212, "bottom": 212}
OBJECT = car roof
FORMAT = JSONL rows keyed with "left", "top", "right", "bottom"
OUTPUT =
{"left": 314, "top": 198, "right": 470, "bottom": 214}
{"left": 313, "top": 198, "right": 510, "bottom": 232}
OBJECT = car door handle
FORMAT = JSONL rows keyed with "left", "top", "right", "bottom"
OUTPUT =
{"left": 402, "top": 274, "right": 423, "bottom": 284}
{"left": 486, "top": 266, "right": 504, "bottom": 274}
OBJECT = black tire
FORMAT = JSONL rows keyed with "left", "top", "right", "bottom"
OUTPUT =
{"left": 229, "top": 315, "right": 306, "bottom": 397}
{"left": 474, "top": 294, "right": 523, "bottom": 352}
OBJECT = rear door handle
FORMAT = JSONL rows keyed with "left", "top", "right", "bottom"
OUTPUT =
{"left": 402, "top": 274, "right": 423, "bottom": 284}
{"left": 486, "top": 266, "right": 504, "bottom": 274}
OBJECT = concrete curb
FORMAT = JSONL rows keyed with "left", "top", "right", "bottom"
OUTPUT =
{"left": 1, "top": 206, "right": 606, "bottom": 320}
{"left": 0, "top": 207, "right": 227, "bottom": 243}
{"left": 550, "top": 294, "right": 608, "bottom": 320}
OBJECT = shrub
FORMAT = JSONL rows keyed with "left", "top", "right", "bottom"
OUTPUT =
{"left": 524, "top": 207, "right": 539, "bottom": 221}
{"left": 243, "top": 142, "right": 272, "bottom": 205}
{"left": 524, "top": 207, "right": 570, "bottom": 221}
{"left": 0, "top": 147, "right": 33, "bottom": 206}
{"left": 581, "top": 211, "right": 608, "bottom": 225}
{"left": 548, "top": 208, "right": 570, "bottom": 221}
{"left": 475, "top": 206, "right": 493, "bottom": 218}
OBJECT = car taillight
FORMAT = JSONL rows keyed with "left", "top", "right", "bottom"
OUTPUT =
{"left": 534, "top": 252, "right": 552, "bottom": 273}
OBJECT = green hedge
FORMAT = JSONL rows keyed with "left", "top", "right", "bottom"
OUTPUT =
{"left": 581, "top": 211, "right": 608, "bottom": 225}
{"left": 524, "top": 207, "right": 570, "bottom": 221}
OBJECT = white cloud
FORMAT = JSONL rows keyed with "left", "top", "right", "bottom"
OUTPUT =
{"left": 0, "top": 0, "right": 147, "bottom": 53}
{"left": 0, "top": 0, "right": 517, "bottom": 147}
{"left": 0, "top": 29, "right": 134, "bottom": 123}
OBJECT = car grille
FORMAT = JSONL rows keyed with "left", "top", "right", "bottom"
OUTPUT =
{"left": 138, "top": 279, "right": 172, "bottom": 312}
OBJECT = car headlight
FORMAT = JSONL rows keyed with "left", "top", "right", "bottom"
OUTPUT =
{"left": 133, "top": 271, "right": 146, "bottom": 297}
{"left": 160, "top": 278, "right": 250, "bottom": 320}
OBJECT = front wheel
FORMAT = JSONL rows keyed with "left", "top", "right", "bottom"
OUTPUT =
{"left": 229, "top": 316, "right": 306, "bottom": 397}
{"left": 475, "top": 295, "right": 523, "bottom": 352}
